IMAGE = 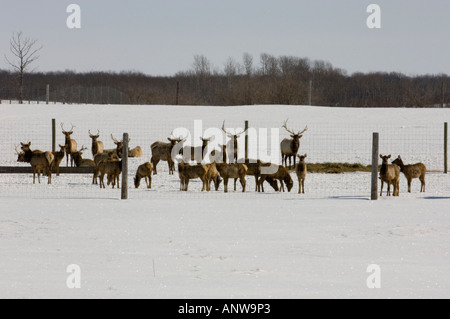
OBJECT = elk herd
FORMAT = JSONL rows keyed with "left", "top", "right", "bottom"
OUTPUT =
{"left": 13, "top": 121, "right": 427, "bottom": 197}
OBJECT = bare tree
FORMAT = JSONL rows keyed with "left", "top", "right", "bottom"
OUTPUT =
{"left": 4, "top": 32, "right": 42, "bottom": 104}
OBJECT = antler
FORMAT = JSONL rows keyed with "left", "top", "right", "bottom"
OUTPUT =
{"left": 14, "top": 145, "right": 20, "bottom": 155}
{"left": 282, "top": 119, "right": 296, "bottom": 135}
{"left": 111, "top": 134, "right": 120, "bottom": 144}
{"left": 80, "top": 145, "right": 88, "bottom": 152}
{"left": 221, "top": 121, "right": 233, "bottom": 137}
{"left": 282, "top": 119, "right": 308, "bottom": 136}
{"left": 61, "top": 123, "right": 75, "bottom": 133}
{"left": 297, "top": 125, "right": 308, "bottom": 135}
{"left": 222, "top": 121, "right": 248, "bottom": 137}
{"left": 89, "top": 129, "right": 100, "bottom": 137}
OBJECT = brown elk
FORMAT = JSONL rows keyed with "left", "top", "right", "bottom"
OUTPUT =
{"left": 280, "top": 119, "right": 308, "bottom": 168}
{"left": 134, "top": 162, "right": 153, "bottom": 189}
{"left": 257, "top": 164, "right": 294, "bottom": 193}
{"left": 178, "top": 162, "right": 209, "bottom": 191}
{"left": 392, "top": 155, "right": 426, "bottom": 193}
{"left": 61, "top": 123, "right": 78, "bottom": 167}
{"left": 379, "top": 155, "right": 400, "bottom": 197}
{"left": 205, "top": 163, "right": 222, "bottom": 191}
{"left": 110, "top": 134, "right": 143, "bottom": 158}
{"left": 18, "top": 142, "right": 54, "bottom": 184}
{"left": 296, "top": 154, "right": 307, "bottom": 194}
{"left": 92, "top": 152, "right": 120, "bottom": 184}
{"left": 221, "top": 121, "right": 248, "bottom": 163}
{"left": 98, "top": 158, "right": 122, "bottom": 189}
{"left": 245, "top": 160, "right": 279, "bottom": 192}
{"left": 215, "top": 163, "right": 248, "bottom": 193}
{"left": 72, "top": 146, "right": 96, "bottom": 168}
{"left": 151, "top": 132, "right": 185, "bottom": 175}
{"left": 52, "top": 144, "right": 66, "bottom": 176}
{"left": 89, "top": 130, "right": 104, "bottom": 157}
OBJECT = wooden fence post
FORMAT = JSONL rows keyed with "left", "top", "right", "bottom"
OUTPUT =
{"left": 245, "top": 120, "right": 249, "bottom": 162}
{"left": 121, "top": 133, "right": 129, "bottom": 200}
{"left": 52, "top": 119, "right": 56, "bottom": 153}
{"left": 46, "top": 84, "right": 50, "bottom": 104}
{"left": 371, "top": 132, "right": 379, "bottom": 200}
{"left": 445, "top": 122, "right": 448, "bottom": 174}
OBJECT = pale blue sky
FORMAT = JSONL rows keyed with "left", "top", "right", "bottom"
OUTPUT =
{"left": 1, "top": 0, "right": 449, "bottom": 76}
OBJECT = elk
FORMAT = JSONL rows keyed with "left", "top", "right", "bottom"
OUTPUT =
{"left": 215, "top": 163, "right": 248, "bottom": 193}
{"left": 89, "top": 130, "right": 104, "bottom": 157}
{"left": 178, "top": 162, "right": 209, "bottom": 192}
{"left": 280, "top": 119, "right": 308, "bottom": 168}
{"left": 391, "top": 155, "right": 426, "bottom": 193}
{"left": 61, "top": 123, "right": 78, "bottom": 167}
{"left": 111, "top": 134, "right": 143, "bottom": 158}
{"left": 52, "top": 144, "right": 66, "bottom": 176}
{"left": 257, "top": 164, "right": 294, "bottom": 193}
{"left": 151, "top": 133, "right": 185, "bottom": 175}
{"left": 18, "top": 142, "right": 54, "bottom": 184}
{"left": 296, "top": 154, "right": 307, "bottom": 194}
{"left": 182, "top": 136, "right": 213, "bottom": 163}
{"left": 72, "top": 146, "right": 96, "bottom": 168}
{"left": 92, "top": 152, "right": 120, "bottom": 184}
{"left": 245, "top": 160, "right": 279, "bottom": 192}
{"left": 221, "top": 121, "right": 248, "bottom": 163}
{"left": 98, "top": 158, "right": 122, "bottom": 189}
{"left": 205, "top": 163, "right": 222, "bottom": 191}
{"left": 134, "top": 162, "right": 153, "bottom": 189}
{"left": 379, "top": 155, "right": 400, "bottom": 197}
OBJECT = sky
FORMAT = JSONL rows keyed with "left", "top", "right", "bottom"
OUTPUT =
{"left": 0, "top": 0, "right": 449, "bottom": 76}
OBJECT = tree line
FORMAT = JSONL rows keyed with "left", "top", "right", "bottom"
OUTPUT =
{"left": 0, "top": 53, "right": 448, "bottom": 107}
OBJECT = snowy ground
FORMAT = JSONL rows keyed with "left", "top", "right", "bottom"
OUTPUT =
{"left": 0, "top": 103, "right": 449, "bottom": 298}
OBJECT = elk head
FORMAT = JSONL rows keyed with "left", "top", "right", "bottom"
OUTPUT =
{"left": 222, "top": 121, "right": 248, "bottom": 163}
{"left": 89, "top": 129, "right": 100, "bottom": 141}
{"left": 15, "top": 145, "right": 25, "bottom": 162}
{"left": 61, "top": 123, "right": 75, "bottom": 142}
{"left": 20, "top": 142, "right": 32, "bottom": 152}
{"left": 282, "top": 119, "right": 308, "bottom": 151}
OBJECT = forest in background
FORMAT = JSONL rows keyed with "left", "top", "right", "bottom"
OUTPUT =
{"left": 0, "top": 54, "right": 448, "bottom": 107}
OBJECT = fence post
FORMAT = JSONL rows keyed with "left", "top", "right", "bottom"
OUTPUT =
{"left": 371, "top": 132, "right": 379, "bottom": 200}
{"left": 445, "top": 122, "right": 448, "bottom": 174}
{"left": 121, "top": 133, "right": 129, "bottom": 200}
{"left": 245, "top": 120, "right": 249, "bottom": 162}
{"left": 46, "top": 84, "right": 50, "bottom": 104}
{"left": 52, "top": 119, "right": 56, "bottom": 153}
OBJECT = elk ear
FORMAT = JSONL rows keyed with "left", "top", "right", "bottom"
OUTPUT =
{"left": 397, "top": 155, "right": 401, "bottom": 160}
{"left": 380, "top": 155, "right": 383, "bottom": 159}
{"left": 304, "top": 154, "right": 307, "bottom": 158}
{"left": 387, "top": 155, "right": 391, "bottom": 159}
{"left": 290, "top": 134, "right": 295, "bottom": 138}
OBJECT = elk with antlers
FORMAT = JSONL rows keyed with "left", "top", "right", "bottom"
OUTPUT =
{"left": 17, "top": 142, "right": 54, "bottom": 184}
{"left": 280, "top": 119, "right": 308, "bottom": 169}
{"left": 72, "top": 146, "right": 96, "bottom": 168}
{"left": 222, "top": 121, "right": 248, "bottom": 163}
{"left": 61, "top": 123, "right": 78, "bottom": 167}
{"left": 89, "top": 130, "right": 104, "bottom": 157}
{"left": 111, "top": 134, "right": 143, "bottom": 158}
{"left": 151, "top": 132, "right": 186, "bottom": 175}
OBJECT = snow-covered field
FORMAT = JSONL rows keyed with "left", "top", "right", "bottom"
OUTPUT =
{"left": 0, "top": 103, "right": 449, "bottom": 299}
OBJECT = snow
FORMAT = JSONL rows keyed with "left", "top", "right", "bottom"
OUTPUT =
{"left": 1, "top": 103, "right": 449, "bottom": 299}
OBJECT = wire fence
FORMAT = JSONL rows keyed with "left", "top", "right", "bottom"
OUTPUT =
{"left": 0, "top": 115, "right": 448, "bottom": 200}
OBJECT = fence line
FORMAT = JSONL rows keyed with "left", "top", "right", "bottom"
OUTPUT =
{"left": 0, "top": 117, "right": 449, "bottom": 199}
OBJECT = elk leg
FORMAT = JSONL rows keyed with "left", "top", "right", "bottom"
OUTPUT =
{"left": 234, "top": 178, "right": 237, "bottom": 191}
{"left": 380, "top": 181, "right": 384, "bottom": 196}
{"left": 240, "top": 177, "right": 246, "bottom": 192}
